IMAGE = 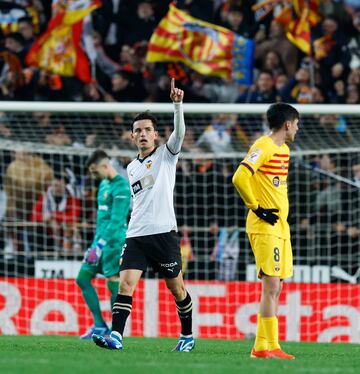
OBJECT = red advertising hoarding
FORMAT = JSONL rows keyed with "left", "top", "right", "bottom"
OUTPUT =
{"left": 0, "top": 278, "right": 359, "bottom": 342}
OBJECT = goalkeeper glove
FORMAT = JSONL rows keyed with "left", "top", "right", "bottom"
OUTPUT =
{"left": 253, "top": 206, "right": 279, "bottom": 226}
{"left": 84, "top": 239, "right": 106, "bottom": 265}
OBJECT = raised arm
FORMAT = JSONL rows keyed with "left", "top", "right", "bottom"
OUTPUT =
{"left": 167, "top": 78, "right": 186, "bottom": 155}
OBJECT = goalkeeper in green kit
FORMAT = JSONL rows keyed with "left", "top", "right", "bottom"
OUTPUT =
{"left": 77, "top": 149, "right": 131, "bottom": 339}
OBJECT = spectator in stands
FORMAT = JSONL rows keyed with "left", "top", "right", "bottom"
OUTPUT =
{"left": 31, "top": 172, "right": 81, "bottom": 253}
{"left": 188, "top": 74, "right": 238, "bottom": 103}
{"left": 4, "top": 32, "right": 26, "bottom": 66}
{"left": 279, "top": 62, "right": 314, "bottom": 104}
{"left": 121, "top": 1, "right": 158, "bottom": 46}
{"left": 312, "top": 155, "right": 342, "bottom": 227}
{"left": 254, "top": 20, "right": 298, "bottom": 77}
{"left": 92, "top": 31, "right": 121, "bottom": 94}
{"left": 346, "top": 84, "right": 359, "bottom": 104}
{"left": 17, "top": 17, "right": 36, "bottom": 52}
{"left": 274, "top": 73, "right": 289, "bottom": 94}
{"left": 348, "top": 12, "right": 360, "bottom": 70}
{"left": 4, "top": 150, "right": 53, "bottom": 256}
{"left": 236, "top": 70, "right": 277, "bottom": 103}
{"left": 45, "top": 123, "right": 72, "bottom": 146}
{"left": 347, "top": 67, "right": 360, "bottom": 85}
{"left": 181, "top": 127, "right": 200, "bottom": 153}
{"left": 221, "top": 5, "right": 254, "bottom": 38}
{"left": 318, "top": 114, "right": 355, "bottom": 147}
{"left": 149, "top": 73, "right": 172, "bottom": 102}
{"left": 0, "top": 113, "right": 13, "bottom": 140}
{"left": 261, "top": 50, "right": 286, "bottom": 78}
{"left": 175, "top": 0, "right": 214, "bottom": 23}
{"left": 104, "top": 70, "right": 147, "bottom": 102}
{"left": 0, "top": 48, "right": 24, "bottom": 100}
{"left": 309, "top": 154, "right": 360, "bottom": 271}
{"left": 320, "top": 0, "right": 353, "bottom": 31}
{"left": 83, "top": 82, "right": 104, "bottom": 102}
{"left": 196, "top": 113, "right": 235, "bottom": 153}
{"left": 315, "top": 16, "right": 351, "bottom": 98}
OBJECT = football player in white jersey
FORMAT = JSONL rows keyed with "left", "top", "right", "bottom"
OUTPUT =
{"left": 92, "top": 78, "right": 195, "bottom": 352}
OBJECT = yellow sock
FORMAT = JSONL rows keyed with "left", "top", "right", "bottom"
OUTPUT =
{"left": 254, "top": 314, "right": 268, "bottom": 351}
{"left": 261, "top": 316, "right": 280, "bottom": 350}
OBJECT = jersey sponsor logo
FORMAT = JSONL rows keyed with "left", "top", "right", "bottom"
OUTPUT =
{"left": 246, "top": 148, "right": 262, "bottom": 164}
{"left": 98, "top": 205, "right": 109, "bottom": 211}
{"left": 145, "top": 160, "right": 153, "bottom": 170}
{"left": 131, "top": 180, "right": 142, "bottom": 195}
{"left": 131, "top": 175, "right": 155, "bottom": 196}
{"left": 272, "top": 176, "right": 287, "bottom": 187}
{"left": 273, "top": 176, "right": 280, "bottom": 187}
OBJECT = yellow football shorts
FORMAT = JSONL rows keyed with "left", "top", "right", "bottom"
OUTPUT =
{"left": 248, "top": 233, "right": 293, "bottom": 279}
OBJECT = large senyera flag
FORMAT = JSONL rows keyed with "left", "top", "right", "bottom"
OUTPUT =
{"left": 146, "top": 3, "right": 254, "bottom": 85}
{"left": 26, "top": 0, "right": 101, "bottom": 83}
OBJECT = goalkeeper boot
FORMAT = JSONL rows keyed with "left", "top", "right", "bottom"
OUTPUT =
{"left": 250, "top": 348, "right": 270, "bottom": 359}
{"left": 92, "top": 331, "right": 123, "bottom": 350}
{"left": 80, "top": 325, "right": 110, "bottom": 340}
{"left": 269, "top": 348, "right": 295, "bottom": 360}
{"left": 172, "top": 334, "right": 195, "bottom": 352}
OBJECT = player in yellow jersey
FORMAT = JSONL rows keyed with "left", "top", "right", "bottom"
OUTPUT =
{"left": 233, "top": 103, "right": 299, "bottom": 360}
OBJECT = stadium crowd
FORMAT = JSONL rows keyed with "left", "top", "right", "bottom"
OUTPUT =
{"left": 0, "top": 0, "right": 359, "bottom": 104}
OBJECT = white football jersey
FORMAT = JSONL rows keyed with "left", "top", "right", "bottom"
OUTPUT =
{"left": 126, "top": 144, "right": 179, "bottom": 237}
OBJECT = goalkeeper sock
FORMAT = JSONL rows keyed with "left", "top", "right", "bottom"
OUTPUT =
{"left": 112, "top": 294, "right": 132, "bottom": 336}
{"left": 175, "top": 291, "right": 193, "bottom": 336}
{"left": 107, "top": 280, "right": 119, "bottom": 309}
{"left": 262, "top": 316, "right": 280, "bottom": 351}
{"left": 254, "top": 314, "right": 268, "bottom": 351}
{"left": 76, "top": 270, "right": 106, "bottom": 327}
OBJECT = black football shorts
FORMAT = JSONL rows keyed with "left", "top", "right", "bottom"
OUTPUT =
{"left": 121, "top": 231, "right": 182, "bottom": 278}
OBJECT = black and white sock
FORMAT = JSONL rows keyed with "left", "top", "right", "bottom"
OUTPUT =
{"left": 112, "top": 294, "right": 132, "bottom": 336}
{"left": 175, "top": 291, "right": 193, "bottom": 336}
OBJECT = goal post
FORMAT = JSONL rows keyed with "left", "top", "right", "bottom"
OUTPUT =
{"left": 0, "top": 101, "right": 359, "bottom": 342}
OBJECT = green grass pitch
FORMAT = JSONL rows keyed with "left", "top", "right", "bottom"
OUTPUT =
{"left": 0, "top": 336, "right": 359, "bottom": 374}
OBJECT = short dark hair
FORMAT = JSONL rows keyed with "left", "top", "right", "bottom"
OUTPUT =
{"left": 131, "top": 111, "right": 158, "bottom": 132}
{"left": 5, "top": 32, "right": 25, "bottom": 46}
{"left": 266, "top": 102, "right": 299, "bottom": 131}
{"left": 258, "top": 70, "right": 273, "bottom": 78}
{"left": 18, "top": 17, "right": 33, "bottom": 26}
{"left": 85, "top": 149, "right": 109, "bottom": 169}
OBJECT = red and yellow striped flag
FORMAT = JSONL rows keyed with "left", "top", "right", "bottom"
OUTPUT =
{"left": 146, "top": 3, "right": 254, "bottom": 84}
{"left": 276, "top": 0, "right": 320, "bottom": 55}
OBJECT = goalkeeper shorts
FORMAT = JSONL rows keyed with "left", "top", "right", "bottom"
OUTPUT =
{"left": 121, "top": 231, "right": 182, "bottom": 279}
{"left": 248, "top": 233, "right": 293, "bottom": 279}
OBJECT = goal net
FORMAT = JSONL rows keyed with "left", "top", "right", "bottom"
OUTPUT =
{"left": 0, "top": 102, "right": 359, "bottom": 342}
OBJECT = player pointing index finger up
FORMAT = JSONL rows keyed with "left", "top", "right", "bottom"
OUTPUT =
{"left": 92, "top": 78, "right": 195, "bottom": 352}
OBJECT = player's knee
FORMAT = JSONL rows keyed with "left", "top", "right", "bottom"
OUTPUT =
{"left": 262, "top": 279, "right": 280, "bottom": 297}
{"left": 167, "top": 282, "right": 186, "bottom": 300}
{"left": 76, "top": 275, "right": 89, "bottom": 290}
{"left": 119, "top": 280, "right": 136, "bottom": 296}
